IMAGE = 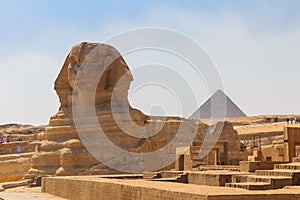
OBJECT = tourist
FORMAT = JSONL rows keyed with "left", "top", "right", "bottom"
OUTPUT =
{"left": 6, "top": 135, "right": 10, "bottom": 143}
{"left": 275, "top": 116, "right": 278, "bottom": 123}
{"left": 16, "top": 144, "right": 21, "bottom": 154}
{"left": 0, "top": 137, "right": 4, "bottom": 144}
{"left": 287, "top": 118, "right": 290, "bottom": 124}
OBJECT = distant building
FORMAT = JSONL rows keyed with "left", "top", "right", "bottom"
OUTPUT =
{"left": 190, "top": 90, "right": 246, "bottom": 119}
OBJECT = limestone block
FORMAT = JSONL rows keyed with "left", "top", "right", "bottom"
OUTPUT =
{"left": 0, "top": 158, "right": 31, "bottom": 183}
{"left": 240, "top": 161, "right": 260, "bottom": 172}
{"left": 31, "top": 152, "right": 60, "bottom": 168}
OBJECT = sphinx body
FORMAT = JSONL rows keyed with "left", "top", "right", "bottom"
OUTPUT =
{"left": 28, "top": 42, "right": 242, "bottom": 176}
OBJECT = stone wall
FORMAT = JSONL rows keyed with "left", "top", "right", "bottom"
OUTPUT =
{"left": 42, "top": 177, "right": 208, "bottom": 200}
{"left": 188, "top": 172, "right": 231, "bottom": 186}
{"left": 284, "top": 126, "right": 300, "bottom": 162}
{"left": 192, "top": 122, "right": 247, "bottom": 166}
{"left": 0, "top": 141, "right": 37, "bottom": 155}
{"left": 42, "top": 176, "right": 300, "bottom": 200}
{"left": 240, "top": 131, "right": 285, "bottom": 162}
{"left": 0, "top": 157, "right": 31, "bottom": 182}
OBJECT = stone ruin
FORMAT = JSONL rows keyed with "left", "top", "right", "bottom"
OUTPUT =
{"left": 3, "top": 43, "right": 300, "bottom": 199}
{"left": 27, "top": 42, "right": 245, "bottom": 177}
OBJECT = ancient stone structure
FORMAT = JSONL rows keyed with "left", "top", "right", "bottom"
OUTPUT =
{"left": 43, "top": 170, "right": 300, "bottom": 199}
{"left": 284, "top": 126, "right": 300, "bottom": 162}
{"left": 190, "top": 90, "right": 246, "bottom": 119}
{"left": 0, "top": 155, "right": 31, "bottom": 183}
{"left": 176, "top": 122, "right": 247, "bottom": 170}
{"left": 28, "top": 42, "right": 244, "bottom": 176}
{"left": 236, "top": 122, "right": 286, "bottom": 162}
{"left": 0, "top": 124, "right": 45, "bottom": 183}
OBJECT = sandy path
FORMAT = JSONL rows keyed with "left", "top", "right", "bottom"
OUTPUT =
{"left": 0, "top": 187, "right": 64, "bottom": 200}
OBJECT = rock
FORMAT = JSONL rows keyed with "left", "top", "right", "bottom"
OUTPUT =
{"left": 36, "top": 176, "right": 46, "bottom": 187}
{"left": 0, "top": 124, "right": 46, "bottom": 142}
{"left": 28, "top": 42, "right": 244, "bottom": 176}
{"left": 0, "top": 180, "right": 30, "bottom": 190}
{"left": 0, "top": 158, "right": 31, "bottom": 182}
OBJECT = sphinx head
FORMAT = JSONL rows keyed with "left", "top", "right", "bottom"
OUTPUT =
{"left": 54, "top": 42, "right": 133, "bottom": 114}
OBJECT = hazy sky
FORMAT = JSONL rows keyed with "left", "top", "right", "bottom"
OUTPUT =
{"left": 1, "top": 0, "right": 300, "bottom": 125}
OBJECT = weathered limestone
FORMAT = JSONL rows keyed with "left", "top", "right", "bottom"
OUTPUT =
{"left": 187, "top": 171, "right": 238, "bottom": 186}
{"left": 227, "top": 162, "right": 300, "bottom": 190}
{"left": 240, "top": 161, "right": 261, "bottom": 172}
{"left": 177, "top": 122, "right": 247, "bottom": 169}
{"left": 190, "top": 89, "right": 246, "bottom": 119}
{"left": 0, "top": 124, "right": 45, "bottom": 136}
{"left": 0, "top": 141, "right": 37, "bottom": 155}
{"left": 145, "top": 170, "right": 245, "bottom": 186}
{"left": 0, "top": 134, "right": 41, "bottom": 183}
{"left": 28, "top": 42, "right": 245, "bottom": 176}
{"left": 42, "top": 175, "right": 300, "bottom": 200}
{"left": 284, "top": 126, "right": 300, "bottom": 162}
{"left": 0, "top": 157, "right": 31, "bottom": 182}
{"left": 28, "top": 42, "right": 209, "bottom": 176}
{"left": 236, "top": 122, "right": 286, "bottom": 162}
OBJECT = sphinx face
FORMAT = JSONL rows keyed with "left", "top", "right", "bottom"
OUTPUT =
{"left": 67, "top": 42, "right": 133, "bottom": 91}
{"left": 67, "top": 42, "right": 98, "bottom": 89}
{"left": 54, "top": 42, "right": 134, "bottom": 114}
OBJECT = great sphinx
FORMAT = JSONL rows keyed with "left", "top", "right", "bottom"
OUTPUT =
{"left": 28, "top": 42, "right": 242, "bottom": 176}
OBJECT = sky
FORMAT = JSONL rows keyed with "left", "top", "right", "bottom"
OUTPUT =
{"left": 1, "top": 0, "right": 300, "bottom": 125}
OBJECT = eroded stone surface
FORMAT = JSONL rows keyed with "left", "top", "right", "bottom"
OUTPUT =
{"left": 28, "top": 42, "right": 244, "bottom": 176}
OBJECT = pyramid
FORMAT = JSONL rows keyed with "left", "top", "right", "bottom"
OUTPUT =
{"left": 190, "top": 90, "right": 246, "bottom": 119}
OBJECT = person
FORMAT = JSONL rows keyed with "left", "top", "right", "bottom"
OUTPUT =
{"left": 16, "top": 144, "right": 21, "bottom": 154}
{"left": 0, "top": 137, "right": 4, "bottom": 143}
{"left": 275, "top": 116, "right": 278, "bottom": 123}
{"left": 6, "top": 135, "right": 10, "bottom": 143}
{"left": 287, "top": 118, "right": 290, "bottom": 124}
